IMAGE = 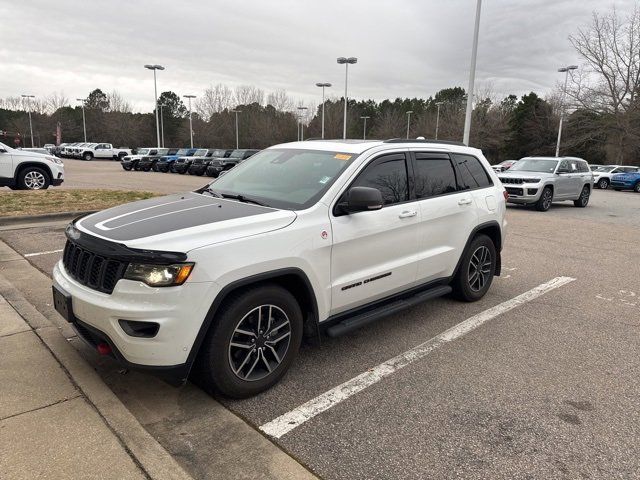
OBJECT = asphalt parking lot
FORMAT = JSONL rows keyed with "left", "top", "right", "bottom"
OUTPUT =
{"left": 2, "top": 166, "right": 640, "bottom": 479}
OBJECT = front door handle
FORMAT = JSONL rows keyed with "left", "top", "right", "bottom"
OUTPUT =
{"left": 398, "top": 210, "right": 417, "bottom": 219}
{"left": 458, "top": 198, "right": 473, "bottom": 206}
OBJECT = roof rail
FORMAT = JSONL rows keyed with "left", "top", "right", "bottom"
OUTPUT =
{"left": 383, "top": 138, "right": 466, "bottom": 146}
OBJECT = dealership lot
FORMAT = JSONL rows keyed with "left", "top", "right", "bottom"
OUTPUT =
{"left": 2, "top": 162, "right": 640, "bottom": 479}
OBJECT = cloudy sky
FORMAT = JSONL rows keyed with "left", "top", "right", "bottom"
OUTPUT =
{"left": 0, "top": 0, "right": 635, "bottom": 112}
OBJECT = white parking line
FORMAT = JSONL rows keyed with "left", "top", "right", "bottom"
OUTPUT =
{"left": 24, "top": 249, "right": 64, "bottom": 258}
{"left": 260, "top": 276, "right": 576, "bottom": 439}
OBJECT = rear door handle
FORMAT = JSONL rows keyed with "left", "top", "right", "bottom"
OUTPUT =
{"left": 398, "top": 210, "right": 417, "bottom": 218}
{"left": 458, "top": 198, "right": 473, "bottom": 206}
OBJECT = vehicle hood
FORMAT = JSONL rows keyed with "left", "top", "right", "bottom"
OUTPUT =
{"left": 498, "top": 171, "right": 553, "bottom": 180}
{"left": 75, "top": 192, "right": 296, "bottom": 252}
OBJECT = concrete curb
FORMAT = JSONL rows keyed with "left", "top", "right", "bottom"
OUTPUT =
{"left": 0, "top": 211, "right": 96, "bottom": 226}
{"left": 0, "top": 268, "right": 193, "bottom": 480}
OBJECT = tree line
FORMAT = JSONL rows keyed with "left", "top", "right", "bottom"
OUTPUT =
{"left": 1, "top": 5, "right": 638, "bottom": 165}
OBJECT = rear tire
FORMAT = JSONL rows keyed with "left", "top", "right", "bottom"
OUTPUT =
{"left": 597, "top": 178, "right": 609, "bottom": 189}
{"left": 573, "top": 185, "right": 590, "bottom": 207}
{"left": 535, "top": 186, "right": 553, "bottom": 212}
{"left": 634, "top": 182, "right": 640, "bottom": 193}
{"left": 194, "top": 285, "right": 303, "bottom": 398}
{"left": 451, "top": 234, "right": 496, "bottom": 302}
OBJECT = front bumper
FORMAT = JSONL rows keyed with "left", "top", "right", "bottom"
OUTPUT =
{"left": 173, "top": 163, "right": 190, "bottom": 173}
{"left": 503, "top": 184, "right": 542, "bottom": 204}
{"left": 53, "top": 261, "right": 220, "bottom": 369}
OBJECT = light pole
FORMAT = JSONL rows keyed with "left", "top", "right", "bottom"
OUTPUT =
{"left": 315, "top": 82, "right": 332, "bottom": 139}
{"left": 463, "top": 0, "right": 482, "bottom": 146}
{"left": 144, "top": 64, "right": 164, "bottom": 148}
{"left": 405, "top": 110, "right": 414, "bottom": 139}
{"left": 297, "top": 106, "right": 308, "bottom": 141}
{"left": 555, "top": 65, "right": 578, "bottom": 157}
{"left": 231, "top": 110, "right": 241, "bottom": 149}
{"left": 337, "top": 57, "right": 357, "bottom": 139}
{"left": 21, "top": 94, "right": 35, "bottom": 147}
{"left": 435, "top": 101, "right": 444, "bottom": 140}
{"left": 360, "top": 116, "right": 370, "bottom": 140}
{"left": 76, "top": 98, "right": 87, "bottom": 142}
{"left": 158, "top": 103, "right": 166, "bottom": 148}
{"left": 184, "top": 94, "right": 196, "bottom": 148}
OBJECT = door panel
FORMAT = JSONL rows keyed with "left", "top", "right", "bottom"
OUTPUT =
{"left": 0, "top": 151, "right": 13, "bottom": 178}
{"left": 329, "top": 153, "right": 419, "bottom": 315}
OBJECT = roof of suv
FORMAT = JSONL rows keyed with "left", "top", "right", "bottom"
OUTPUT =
{"left": 272, "top": 139, "right": 480, "bottom": 155}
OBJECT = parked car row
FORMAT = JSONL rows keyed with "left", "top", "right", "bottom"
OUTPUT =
{"left": 591, "top": 165, "right": 639, "bottom": 190}
{"left": 120, "top": 147, "right": 260, "bottom": 177}
{"left": 55, "top": 142, "right": 131, "bottom": 161}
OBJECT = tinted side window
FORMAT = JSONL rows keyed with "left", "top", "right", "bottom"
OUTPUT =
{"left": 352, "top": 155, "right": 408, "bottom": 205}
{"left": 414, "top": 153, "right": 457, "bottom": 199}
{"left": 578, "top": 161, "right": 589, "bottom": 173}
{"left": 452, "top": 153, "right": 493, "bottom": 189}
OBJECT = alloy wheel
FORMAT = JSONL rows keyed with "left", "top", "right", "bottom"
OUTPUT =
{"left": 542, "top": 189, "right": 553, "bottom": 210}
{"left": 468, "top": 246, "right": 492, "bottom": 292}
{"left": 580, "top": 187, "right": 590, "bottom": 206}
{"left": 228, "top": 304, "right": 291, "bottom": 382}
{"left": 24, "top": 171, "right": 46, "bottom": 189}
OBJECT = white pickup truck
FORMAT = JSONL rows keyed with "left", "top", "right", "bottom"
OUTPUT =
{"left": 79, "top": 143, "right": 132, "bottom": 161}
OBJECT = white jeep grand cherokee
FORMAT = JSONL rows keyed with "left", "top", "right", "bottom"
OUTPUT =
{"left": 52, "top": 139, "right": 507, "bottom": 397}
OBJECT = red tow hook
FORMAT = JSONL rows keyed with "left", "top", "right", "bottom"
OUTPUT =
{"left": 96, "top": 343, "right": 112, "bottom": 355}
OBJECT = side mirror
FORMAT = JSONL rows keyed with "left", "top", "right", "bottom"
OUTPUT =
{"left": 339, "top": 186, "right": 384, "bottom": 213}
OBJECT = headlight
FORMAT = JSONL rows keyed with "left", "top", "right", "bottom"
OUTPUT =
{"left": 47, "top": 156, "right": 63, "bottom": 164}
{"left": 123, "top": 263, "right": 194, "bottom": 287}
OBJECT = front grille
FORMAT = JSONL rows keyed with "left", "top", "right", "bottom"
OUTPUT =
{"left": 62, "top": 240, "right": 128, "bottom": 294}
{"left": 499, "top": 177, "right": 540, "bottom": 185}
{"left": 505, "top": 187, "right": 523, "bottom": 196}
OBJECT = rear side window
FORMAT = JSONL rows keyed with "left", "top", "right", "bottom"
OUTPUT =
{"left": 414, "top": 153, "right": 457, "bottom": 199}
{"left": 452, "top": 154, "right": 493, "bottom": 189}
{"left": 578, "top": 161, "right": 589, "bottom": 173}
{"left": 352, "top": 154, "right": 409, "bottom": 205}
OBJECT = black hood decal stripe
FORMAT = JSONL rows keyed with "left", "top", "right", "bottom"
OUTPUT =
{"left": 78, "top": 192, "right": 277, "bottom": 242}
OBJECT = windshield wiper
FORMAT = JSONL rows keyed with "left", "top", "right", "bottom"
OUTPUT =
{"left": 219, "top": 193, "right": 269, "bottom": 207}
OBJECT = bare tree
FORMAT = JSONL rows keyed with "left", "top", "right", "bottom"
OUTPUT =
{"left": 266, "top": 89, "right": 294, "bottom": 112}
{"left": 45, "top": 92, "right": 69, "bottom": 113}
{"left": 234, "top": 85, "right": 264, "bottom": 106}
{"left": 196, "top": 83, "right": 234, "bottom": 119}
{"left": 569, "top": 5, "right": 640, "bottom": 161}
{"left": 107, "top": 90, "right": 132, "bottom": 113}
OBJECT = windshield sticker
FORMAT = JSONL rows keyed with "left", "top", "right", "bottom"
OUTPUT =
{"left": 334, "top": 153, "right": 352, "bottom": 161}
{"left": 319, "top": 176, "right": 331, "bottom": 184}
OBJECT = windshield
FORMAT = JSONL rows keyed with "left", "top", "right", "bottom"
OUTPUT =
{"left": 175, "top": 149, "right": 189, "bottom": 155}
{"left": 229, "top": 150, "right": 246, "bottom": 159}
{"left": 157, "top": 149, "right": 168, "bottom": 155}
{"left": 209, "top": 150, "right": 226, "bottom": 157}
{"left": 205, "top": 148, "right": 357, "bottom": 209}
{"left": 194, "top": 149, "right": 208, "bottom": 156}
{"left": 510, "top": 159, "right": 558, "bottom": 173}
{"left": 137, "top": 148, "right": 150, "bottom": 155}
{"left": 594, "top": 166, "right": 616, "bottom": 172}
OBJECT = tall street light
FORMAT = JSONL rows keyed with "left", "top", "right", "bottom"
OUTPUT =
{"left": 405, "top": 110, "right": 414, "bottom": 139}
{"left": 337, "top": 57, "right": 357, "bottom": 139}
{"left": 231, "top": 110, "right": 241, "bottom": 149}
{"left": 184, "top": 94, "right": 196, "bottom": 148}
{"left": 315, "top": 82, "right": 332, "bottom": 139}
{"left": 21, "top": 94, "right": 35, "bottom": 147}
{"left": 158, "top": 103, "right": 166, "bottom": 148}
{"left": 144, "top": 64, "right": 164, "bottom": 148}
{"left": 297, "top": 106, "right": 308, "bottom": 141}
{"left": 76, "top": 98, "right": 87, "bottom": 142}
{"left": 435, "top": 101, "right": 444, "bottom": 140}
{"left": 555, "top": 65, "right": 578, "bottom": 157}
{"left": 463, "top": 0, "right": 482, "bottom": 146}
{"left": 360, "top": 116, "right": 370, "bottom": 140}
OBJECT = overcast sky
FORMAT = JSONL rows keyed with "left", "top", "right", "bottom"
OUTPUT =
{"left": 0, "top": 0, "right": 635, "bottom": 112}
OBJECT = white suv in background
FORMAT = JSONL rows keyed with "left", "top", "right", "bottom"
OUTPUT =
{"left": 592, "top": 165, "right": 639, "bottom": 189}
{"left": 52, "top": 139, "right": 507, "bottom": 397}
{"left": 0, "top": 141, "right": 65, "bottom": 189}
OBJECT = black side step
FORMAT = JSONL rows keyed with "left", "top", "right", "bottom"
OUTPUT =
{"left": 326, "top": 285, "right": 452, "bottom": 337}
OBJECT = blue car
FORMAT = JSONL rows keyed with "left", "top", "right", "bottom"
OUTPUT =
{"left": 155, "top": 148, "right": 197, "bottom": 173}
{"left": 611, "top": 171, "right": 640, "bottom": 192}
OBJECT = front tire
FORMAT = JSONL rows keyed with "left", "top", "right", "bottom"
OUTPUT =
{"left": 451, "top": 234, "right": 496, "bottom": 302}
{"left": 597, "top": 178, "right": 609, "bottom": 189}
{"left": 634, "top": 182, "right": 640, "bottom": 193}
{"left": 83, "top": 152, "right": 93, "bottom": 161}
{"left": 122, "top": 164, "right": 132, "bottom": 171}
{"left": 573, "top": 185, "right": 590, "bottom": 207}
{"left": 18, "top": 167, "right": 50, "bottom": 190}
{"left": 535, "top": 186, "right": 553, "bottom": 212}
{"left": 194, "top": 285, "right": 303, "bottom": 398}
